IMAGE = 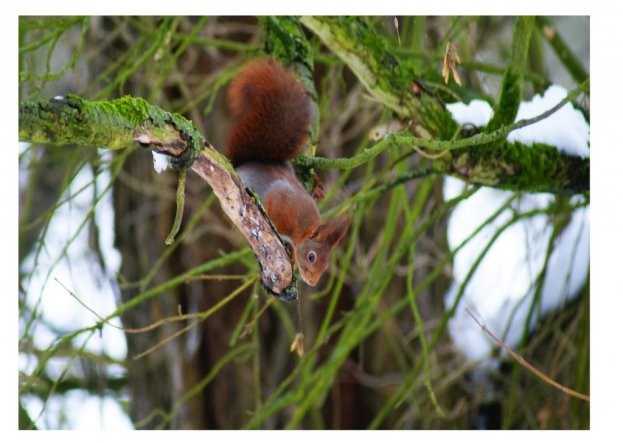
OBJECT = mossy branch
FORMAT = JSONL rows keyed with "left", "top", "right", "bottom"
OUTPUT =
{"left": 19, "top": 94, "right": 296, "bottom": 299}
{"left": 299, "top": 16, "right": 588, "bottom": 195}
{"left": 300, "top": 16, "right": 457, "bottom": 140}
{"left": 260, "top": 16, "right": 314, "bottom": 79}
{"left": 486, "top": 16, "right": 535, "bottom": 132}
{"left": 260, "top": 16, "right": 318, "bottom": 123}
{"left": 298, "top": 80, "right": 589, "bottom": 195}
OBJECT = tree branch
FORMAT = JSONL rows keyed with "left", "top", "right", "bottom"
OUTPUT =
{"left": 19, "top": 94, "right": 297, "bottom": 300}
{"left": 301, "top": 16, "right": 457, "bottom": 140}
{"left": 536, "top": 16, "right": 588, "bottom": 84}
{"left": 300, "top": 16, "right": 589, "bottom": 196}
{"left": 486, "top": 16, "right": 535, "bottom": 132}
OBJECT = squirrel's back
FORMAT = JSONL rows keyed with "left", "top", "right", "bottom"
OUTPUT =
{"left": 225, "top": 59, "right": 312, "bottom": 166}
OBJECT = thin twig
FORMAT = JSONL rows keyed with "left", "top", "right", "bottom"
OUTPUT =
{"left": 56, "top": 277, "right": 205, "bottom": 334}
{"left": 465, "top": 308, "right": 589, "bottom": 402}
{"left": 411, "top": 144, "right": 449, "bottom": 160}
{"left": 133, "top": 277, "right": 256, "bottom": 360}
{"left": 239, "top": 297, "right": 274, "bottom": 339}
{"left": 56, "top": 276, "right": 256, "bottom": 336}
{"left": 165, "top": 166, "right": 187, "bottom": 245}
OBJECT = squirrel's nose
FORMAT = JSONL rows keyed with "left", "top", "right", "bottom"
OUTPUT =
{"left": 301, "top": 273, "right": 318, "bottom": 287}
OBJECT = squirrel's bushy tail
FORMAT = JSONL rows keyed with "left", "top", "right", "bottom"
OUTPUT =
{"left": 225, "top": 59, "right": 312, "bottom": 166}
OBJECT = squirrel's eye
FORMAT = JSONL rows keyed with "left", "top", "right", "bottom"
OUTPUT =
{"left": 308, "top": 251, "right": 316, "bottom": 264}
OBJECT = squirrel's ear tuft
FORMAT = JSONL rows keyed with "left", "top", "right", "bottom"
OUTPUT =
{"left": 315, "top": 215, "right": 350, "bottom": 247}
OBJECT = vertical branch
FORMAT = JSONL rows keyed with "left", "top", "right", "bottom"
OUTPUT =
{"left": 486, "top": 16, "right": 535, "bottom": 132}
{"left": 165, "top": 167, "right": 187, "bottom": 245}
{"left": 536, "top": 16, "right": 588, "bottom": 84}
{"left": 260, "top": 16, "right": 321, "bottom": 186}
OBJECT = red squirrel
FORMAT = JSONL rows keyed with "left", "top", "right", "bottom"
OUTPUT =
{"left": 225, "top": 59, "right": 350, "bottom": 286}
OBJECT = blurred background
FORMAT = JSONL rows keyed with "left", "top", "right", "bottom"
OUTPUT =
{"left": 18, "top": 16, "right": 589, "bottom": 430}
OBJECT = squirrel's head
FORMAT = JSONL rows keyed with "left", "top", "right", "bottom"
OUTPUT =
{"left": 296, "top": 215, "right": 350, "bottom": 286}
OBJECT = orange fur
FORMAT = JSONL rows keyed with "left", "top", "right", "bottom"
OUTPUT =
{"left": 225, "top": 59, "right": 349, "bottom": 287}
{"left": 226, "top": 59, "right": 312, "bottom": 166}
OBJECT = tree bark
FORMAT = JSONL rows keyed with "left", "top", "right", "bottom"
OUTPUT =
{"left": 19, "top": 94, "right": 296, "bottom": 299}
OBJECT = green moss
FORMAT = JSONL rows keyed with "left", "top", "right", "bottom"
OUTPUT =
{"left": 203, "top": 146, "right": 235, "bottom": 175}
{"left": 438, "top": 141, "right": 589, "bottom": 194}
{"left": 167, "top": 112, "right": 204, "bottom": 167}
{"left": 486, "top": 17, "right": 535, "bottom": 133}
{"left": 260, "top": 16, "right": 313, "bottom": 73}
{"left": 301, "top": 16, "right": 457, "bottom": 139}
{"left": 19, "top": 94, "right": 204, "bottom": 167}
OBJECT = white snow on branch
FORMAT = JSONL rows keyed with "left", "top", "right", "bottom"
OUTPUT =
{"left": 446, "top": 99, "right": 493, "bottom": 128}
{"left": 152, "top": 151, "right": 170, "bottom": 173}
{"left": 446, "top": 84, "right": 590, "bottom": 157}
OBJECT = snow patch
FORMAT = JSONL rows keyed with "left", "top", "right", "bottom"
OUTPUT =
{"left": 446, "top": 84, "right": 590, "bottom": 157}
{"left": 443, "top": 85, "right": 590, "bottom": 362}
{"left": 508, "top": 85, "right": 590, "bottom": 157}
{"left": 444, "top": 176, "right": 589, "bottom": 362}
{"left": 152, "top": 151, "right": 170, "bottom": 173}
